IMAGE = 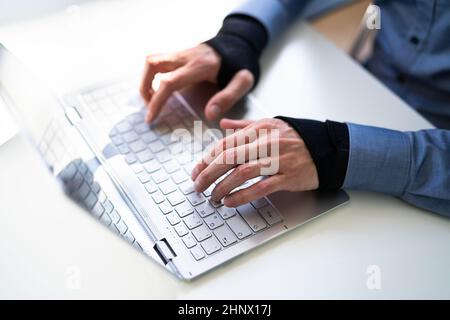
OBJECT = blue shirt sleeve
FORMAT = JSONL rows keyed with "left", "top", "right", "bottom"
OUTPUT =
{"left": 229, "top": 0, "right": 353, "bottom": 43}
{"left": 343, "top": 123, "right": 450, "bottom": 216}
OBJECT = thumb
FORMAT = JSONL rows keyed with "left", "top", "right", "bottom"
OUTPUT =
{"left": 204, "top": 69, "right": 254, "bottom": 121}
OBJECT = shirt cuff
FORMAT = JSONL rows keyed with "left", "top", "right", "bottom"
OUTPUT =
{"left": 343, "top": 123, "right": 412, "bottom": 196}
{"left": 275, "top": 117, "right": 349, "bottom": 191}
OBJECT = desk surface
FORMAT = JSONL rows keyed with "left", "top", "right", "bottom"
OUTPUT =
{"left": 1, "top": 0, "right": 449, "bottom": 299}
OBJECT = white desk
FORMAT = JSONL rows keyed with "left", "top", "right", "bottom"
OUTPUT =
{"left": 1, "top": 0, "right": 449, "bottom": 299}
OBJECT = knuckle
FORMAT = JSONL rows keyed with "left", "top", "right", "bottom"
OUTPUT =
{"left": 218, "top": 92, "right": 234, "bottom": 106}
{"left": 236, "top": 164, "right": 252, "bottom": 177}
{"left": 160, "top": 77, "right": 175, "bottom": 90}
{"left": 239, "top": 70, "right": 254, "bottom": 85}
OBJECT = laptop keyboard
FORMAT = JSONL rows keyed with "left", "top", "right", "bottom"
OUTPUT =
{"left": 57, "top": 158, "right": 143, "bottom": 252}
{"left": 80, "top": 82, "right": 283, "bottom": 261}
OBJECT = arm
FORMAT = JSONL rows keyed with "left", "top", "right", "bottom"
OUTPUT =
{"left": 344, "top": 124, "right": 450, "bottom": 216}
{"left": 230, "top": 0, "right": 354, "bottom": 43}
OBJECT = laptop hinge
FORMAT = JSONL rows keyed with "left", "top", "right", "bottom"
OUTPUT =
{"left": 154, "top": 238, "right": 176, "bottom": 265}
{"left": 65, "top": 106, "right": 82, "bottom": 125}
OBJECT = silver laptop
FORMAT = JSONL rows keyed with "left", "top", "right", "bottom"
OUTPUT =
{"left": 0, "top": 43, "right": 349, "bottom": 280}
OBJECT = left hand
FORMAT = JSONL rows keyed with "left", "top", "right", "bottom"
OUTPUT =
{"left": 191, "top": 118, "right": 319, "bottom": 207}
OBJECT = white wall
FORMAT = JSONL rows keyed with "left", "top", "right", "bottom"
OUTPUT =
{"left": 0, "top": 0, "right": 92, "bottom": 25}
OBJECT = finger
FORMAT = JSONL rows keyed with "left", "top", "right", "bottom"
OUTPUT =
{"left": 140, "top": 54, "right": 183, "bottom": 104}
{"left": 193, "top": 139, "right": 268, "bottom": 193}
{"left": 223, "top": 175, "right": 283, "bottom": 208}
{"left": 220, "top": 118, "right": 254, "bottom": 130}
{"left": 204, "top": 69, "right": 254, "bottom": 121}
{"left": 211, "top": 159, "right": 267, "bottom": 202}
{"left": 191, "top": 122, "right": 259, "bottom": 180}
{"left": 146, "top": 65, "right": 203, "bottom": 122}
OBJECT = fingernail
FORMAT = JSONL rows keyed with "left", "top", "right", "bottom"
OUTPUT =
{"left": 194, "top": 179, "right": 201, "bottom": 192}
{"left": 191, "top": 167, "right": 199, "bottom": 180}
{"left": 210, "top": 104, "right": 221, "bottom": 117}
{"left": 145, "top": 111, "right": 153, "bottom": 123}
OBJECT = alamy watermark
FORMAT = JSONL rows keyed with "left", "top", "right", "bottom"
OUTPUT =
{"left": 170, "top": 121, "right": 280, "bottom": 176}
{"left": 366, "top": 4, "right": 381, "bottom": 30}
{"left": 366, "top": 265, "right": 382, "bottom": 290}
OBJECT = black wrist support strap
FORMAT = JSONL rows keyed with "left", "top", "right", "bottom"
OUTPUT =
{"left": 205, "top": 14, "right": 268, "bottom": 89}
{"left": 275, "top": 117, "right": 350, "bottom": 191}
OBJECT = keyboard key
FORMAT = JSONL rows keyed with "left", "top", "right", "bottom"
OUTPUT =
{"left": 149, "top": 140, "right": 165, "bottom": 153}
{"left": 103, "top": 199, "right": 114, "bottom": 213}
{"left": 109, "top": 210, "right": 121, "bottom": 224}
{"left": 163, "top": 159, "right": 180, "bottom": 174}
{"left": 129, "top": 140, "right": 146, "bottom": 153}
{"left": 130, "top": 163, "right": 144, "bottom": 174}
{"left": 144, "top": 181, "right": 158, "bottom": 193}
{"left": 213, "top": 225, "right": 237, "bottom": 247}
{"left": 183, "top": 213, "right": 203, "bottom": 230}
{"left": 77, "top": 181, "right": 90, "bottom": 200}
{"left": 217, "top": 206, "right": 236, "bottom": 220}
{"left": 204, "top": 213, "right": 223, "bottom": 230}
{"left": 175, "top": 202, "right": 194, "bottom": 218}
{"left": 169, "top": 142, "right": 184, "bottom": 155}
{"left": 159, "top": 201, "right": 173, "bottom": 214}
{"left": 158, "top": 180, "right": 177, "bottom": 195}
{"left": 195, "top": 201, "right": 216, "bottom": 218}
{"left": 258, "top": 205, "right": 282, "bottom": 225}
{"left": 166, "top": 212, "right": 181, "bottom": 225}
{"left": 141, "top": 131, "right": 157, "bottom": 143}
{"left": 171, "top": 170, "right": 188, "bottom": 184}
{"left": 126, "top": 112, "right": 143, "bottom": 124}
{"left": 111, "top": 135, "right": 124, "bottom": 146}
{"left": 167, "top": 190, "right": 185, "bottom": 206}
{"left": 116, "top": 219, "right": 128, "bottom": 234}
{"left": 156, "top": 150, "right": 172, "bottom": 163}
{"left": 179, "top": 180, "right": 195, "bottom": 195}
{"left": 99, "top": 212, "right": 112, "bottom": 226}
{"left": 143, "top": 159, "right": 161, "bottom": 173}
{"left": 136, "top": 149, "right": 153, "bottom": 163}
{"left": 116, "top": 121, "right": 132, "bottom": 133}
{"left": 187, "top": 192, "right": 206, "bottom": 206}
{"left": 151, "top": 170, "right": 169, "bottom": 184}
{"left": 151, "top": 191, "right": 165, "bottom": 204}
{"left": 210, "top": 200, "right": 223, "bottom": 208}
{"left": 251, "top": 197, "right": 269, "bottom": 209}
{"left": 153, "top": 122, "right": 170, "bottom": 135}
{"left": 137, "top": 171, "right": 151, "bottom": 183}
{"left": 122, "top": 131, "right": 139, "bottom": 143}
{"left": 124, "top": 153, "right": 137, "bottom": 164}
{"left": 124, "top": 230, "right": 135, "bottom": 244}
{"left": 117, "top": 144, "right": 130, "bottom": 154}
{"left": 237, "top": 203, "right": 267, "bottom": 232}
{"left": 134, "top": 123, "right": 150, "bottom": 134}
{"left": 84, "top": 192, "right": 97, "bottom": 210}
{"left": 226, "top": 215, "right": 252, "bottom": 239}
{"left": 91, "top": 201, "right": 105, "bottom": 218}
{"left": 200, "top": 237, "right": 221, "bottom": 255}
{"left": 160, "top": 133, "right": 177, "bottom": 145}
{"left": 174, "top": 223, "right": 188, "bottom": 237}
{"left": 190, "top": 246, "right": 205, "bottom": 260}
{"left": 182, "top": 234, "right": 196, "bottom": 248}
{"left": 202, "top": 183, "right": 215, "bottom": 197}
{"left": 191, "top": 225, "right": 211, "bottom": 242}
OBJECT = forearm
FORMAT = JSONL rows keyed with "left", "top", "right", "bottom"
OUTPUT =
{"left": 280, "top": 118, "right": 450, "bottom": 216}
{"left": 344, "top": 124, "right": 450, "bottom": 215}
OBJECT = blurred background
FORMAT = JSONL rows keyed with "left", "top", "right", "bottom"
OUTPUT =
{"left": 0, "top": 0, "right": 371, "bottom": 146}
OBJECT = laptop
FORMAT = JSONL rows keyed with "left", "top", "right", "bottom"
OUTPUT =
{"left": 0, "top": 43, "right": 349, "bottom": 280}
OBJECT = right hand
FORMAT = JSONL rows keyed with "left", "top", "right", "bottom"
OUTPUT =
{"left": 140, "top": 44, "right": 254, "bottom": 123}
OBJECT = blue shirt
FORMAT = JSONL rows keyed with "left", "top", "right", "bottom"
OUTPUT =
{"left": 230, "top": 0, "right": 450, "bottom": 215}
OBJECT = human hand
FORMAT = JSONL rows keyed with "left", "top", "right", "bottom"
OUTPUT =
{"left": 139, "top": 44, "right": 254, "bottom": 123}
{"left": 191, "top": 118, "right": 319, "bottom": 207}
